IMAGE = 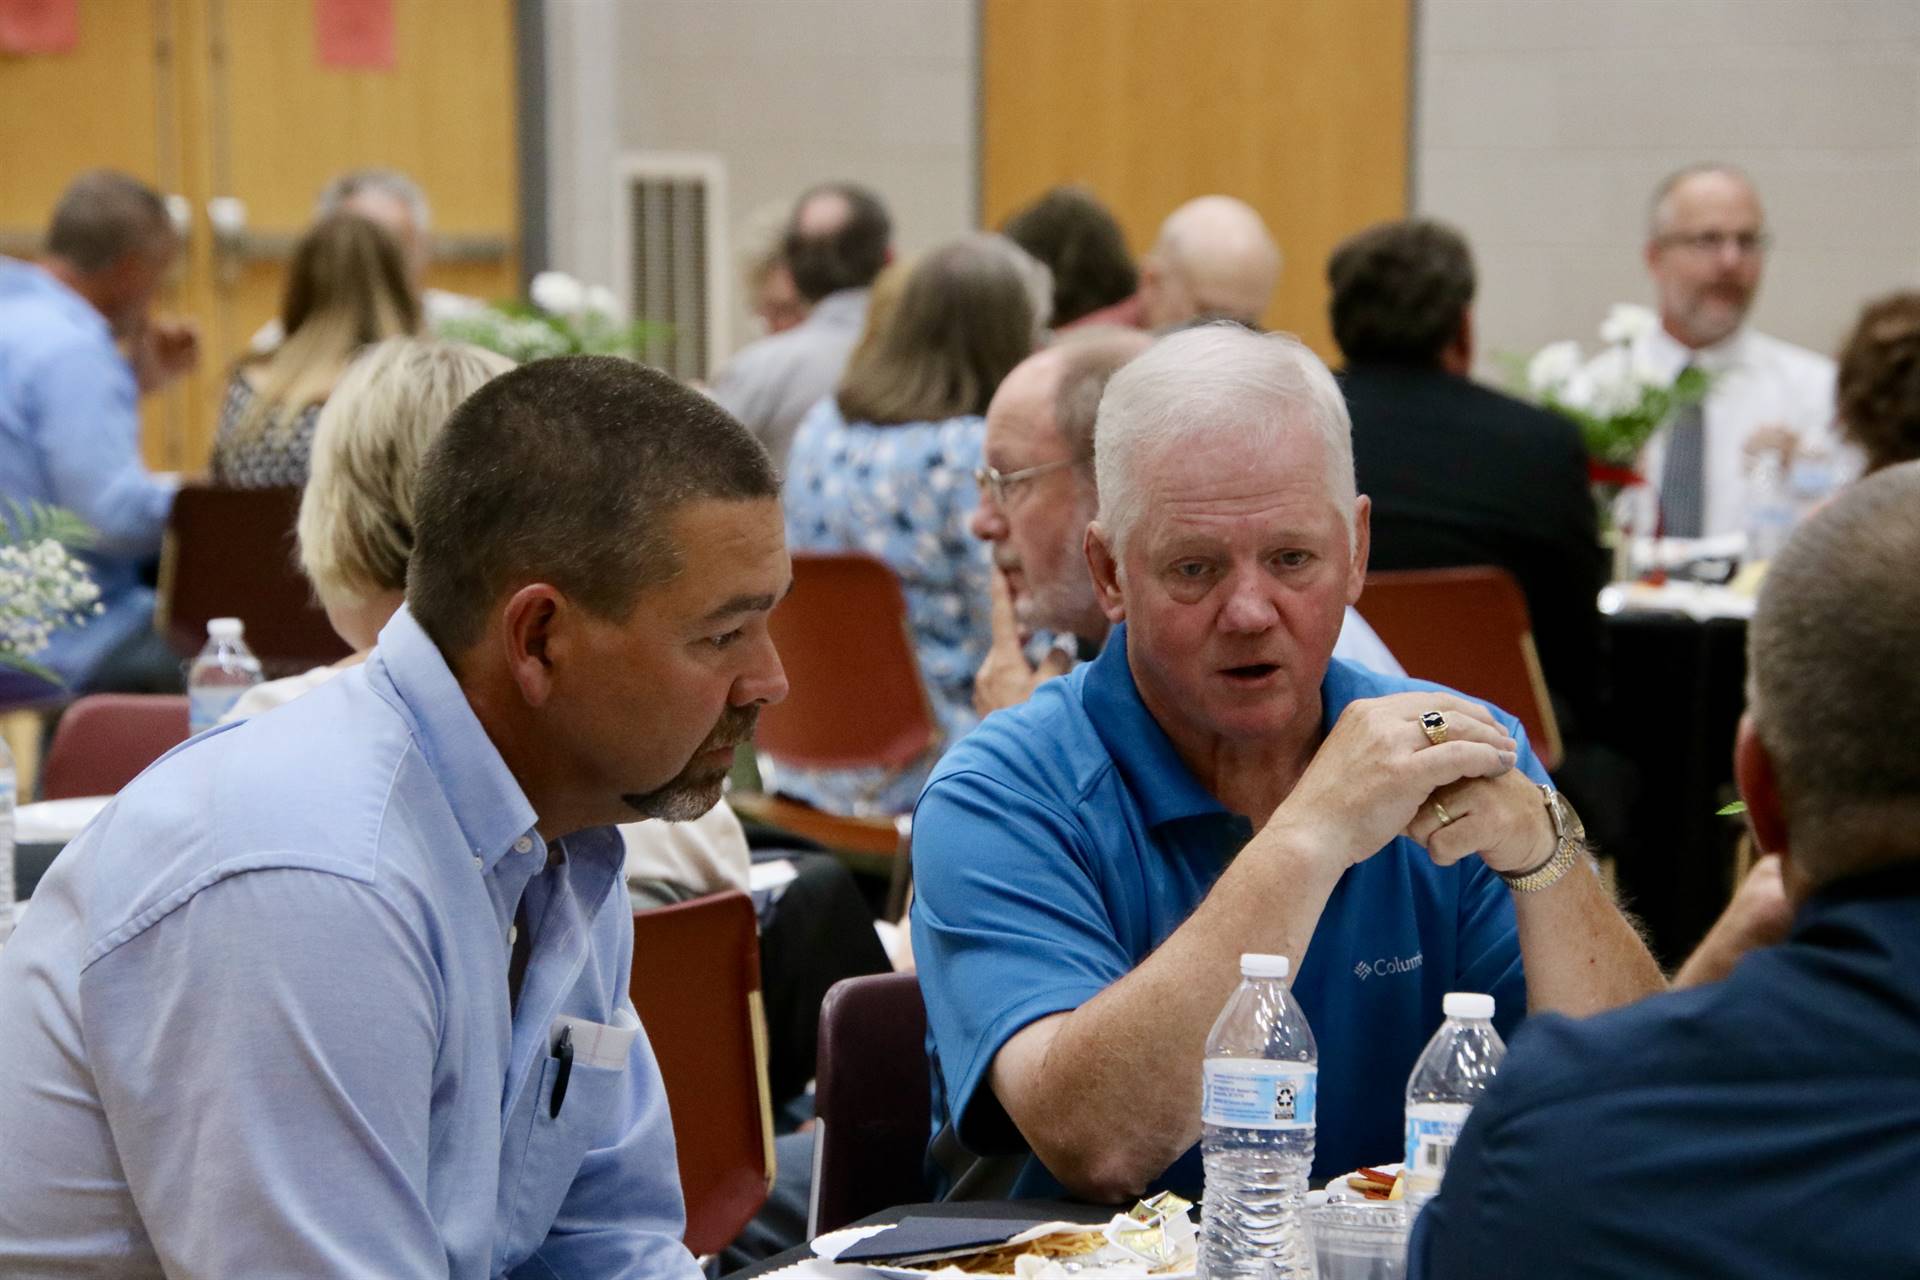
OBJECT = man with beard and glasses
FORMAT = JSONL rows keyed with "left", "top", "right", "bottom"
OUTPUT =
{"left": 1607, "top": 164, "right": 1849, "bottom": 539}
{"left": 0, "top": 357, "right": 790, "bottom": 1278}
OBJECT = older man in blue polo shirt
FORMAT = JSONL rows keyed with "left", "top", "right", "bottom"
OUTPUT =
{"left": 911, "top": 324, "right": 1666, "bottom": 1201}
{"left": 0, "top": 358, "right": 790, "bottom": 1277}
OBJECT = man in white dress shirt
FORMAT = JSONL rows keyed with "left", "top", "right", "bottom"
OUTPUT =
{"left": 1628, "top": 165, "right": 1840, "bottom": 538}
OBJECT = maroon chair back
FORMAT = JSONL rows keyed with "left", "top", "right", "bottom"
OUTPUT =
{"left": 809, "top": 971, "right": 930, "bottom": 1235}
{"left": 629, "top": 891, "right": 772, "bottom": 1256}
{"left": 1357, "top": 566, "right": 1564, "bottom": 770}
{"left": 39, "top": 694, "right": 190, "bottom": 800}
{"left": 158, "top": 484, "right": 351, "bottom": 675}
{"left": 758, "top": 552, "right": 939, "bottom": 772}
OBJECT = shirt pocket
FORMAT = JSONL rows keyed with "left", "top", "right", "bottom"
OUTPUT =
{"left": 501, "top": 1053, "right": 628, "bottom": 1262}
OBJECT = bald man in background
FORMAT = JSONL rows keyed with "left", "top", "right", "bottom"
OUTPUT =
{"left": 1137, "top": 195, "right": 1282, "bottom": 331}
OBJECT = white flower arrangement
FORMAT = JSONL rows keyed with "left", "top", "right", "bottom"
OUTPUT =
{"left": 0, "top": 502, "right": 102, "bottom": 682}
{"left": 1519, "top": 304, "right": 1709, "bottom": 470}
{"left": 440, "top": 270, "right": 662, "bottom": 364}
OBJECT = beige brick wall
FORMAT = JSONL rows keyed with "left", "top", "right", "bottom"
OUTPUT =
{"left": 1415, "top": 0, "right": 1920, "bottom": 377}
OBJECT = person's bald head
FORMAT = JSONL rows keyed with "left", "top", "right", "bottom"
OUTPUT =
{"left": 1138, "top": 195, "right": 1282, "bottom": 330}
{"left": 783, "top": 181, "right": 891, "bottom": 303}
{"left": 1743, "top": 460, "right": 1920, "bottom": 887}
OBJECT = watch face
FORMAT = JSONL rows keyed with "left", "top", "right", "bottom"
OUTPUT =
{"left": 1554, "top": 790, "right": 1586, "bottom": 844}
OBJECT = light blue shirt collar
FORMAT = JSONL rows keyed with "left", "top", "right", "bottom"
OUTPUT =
{"left": 369, "top": 604, "right": 542, "bottom": 873}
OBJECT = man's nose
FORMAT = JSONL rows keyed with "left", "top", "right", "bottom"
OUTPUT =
{"left": 969, "top": 492, "right": 1007, "bottom": 542}
{"left": 736, "top": 632, "right": 789, "bottom": 707}
{"left": 1217, "top": 569, "right": 1280, "bottom": 633}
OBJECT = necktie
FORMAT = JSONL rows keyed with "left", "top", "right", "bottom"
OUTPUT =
{"left": 1660, "top": 373, "right": 1706, "bottom": 537}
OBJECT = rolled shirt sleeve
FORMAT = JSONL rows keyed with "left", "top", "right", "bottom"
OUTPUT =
{"left": 27, "top": 343, "right": 175, "bottom": 556}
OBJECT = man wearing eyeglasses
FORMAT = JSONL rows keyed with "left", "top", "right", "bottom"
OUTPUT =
{"left": 1629, "top": 164, "right": 1845, "bottom": 539}
{"left": 968, "top": 329, "right": 1400, "bottom": 715}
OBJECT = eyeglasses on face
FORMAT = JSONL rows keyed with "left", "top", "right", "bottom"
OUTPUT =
{"left": 974, "top": 458, "right": 1076, "bottom": 506}
{"left": 1660, "top": 229, "right": 1772, "bottom": 257}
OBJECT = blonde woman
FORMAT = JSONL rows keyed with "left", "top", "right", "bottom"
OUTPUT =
{"left": 209, "top": 212, "right": 419, "bottom": 488}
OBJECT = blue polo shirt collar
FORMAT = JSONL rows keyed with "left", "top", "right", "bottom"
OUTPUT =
{"left": 367, "top": 605, "right": 542, "bottom": 873}
{"left": 1081, "top": 622, "right": 1382, "bottom": 836}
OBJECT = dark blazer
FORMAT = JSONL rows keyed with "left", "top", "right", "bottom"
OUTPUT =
{"left": 1341, "top": 362, "right": 1606, "bottom": 730}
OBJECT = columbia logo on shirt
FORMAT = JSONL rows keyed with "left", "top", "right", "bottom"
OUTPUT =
{"left": 1352, "top": 953, "right": 1424, "bottom": 982}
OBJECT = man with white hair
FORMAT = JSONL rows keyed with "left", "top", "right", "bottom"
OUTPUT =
{"left": 911, "top": 325, "right": 1665, "bottom": 1201}
{"left": 1137, "top": 195, "right": 1282, "bottom": 331}
{"left": 969, "top": 328, "right": 1401, "bottom": 714}
{"left": 1622, "top": 164, "right": 1841, "bottom": 538}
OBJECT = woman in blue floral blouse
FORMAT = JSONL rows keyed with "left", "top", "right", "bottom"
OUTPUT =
{"left": 780, "top": 234, "right": 1050, "bottom": 814}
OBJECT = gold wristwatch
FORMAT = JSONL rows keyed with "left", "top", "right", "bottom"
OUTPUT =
{"left": 1500, "top": 784, "right": 1585, "bottom": 893}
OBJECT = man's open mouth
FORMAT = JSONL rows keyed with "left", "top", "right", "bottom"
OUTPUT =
{"left": 1221, "top": 663, "right": 1281, "bottom": 681}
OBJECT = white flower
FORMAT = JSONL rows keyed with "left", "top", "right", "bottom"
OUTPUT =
{"left": 1582, "top": 347, "right": 1642, "bottom": 418}
{"left": 530, "top": 271, "right": 587, "bottom": 315}
{"left": 585, "top": 285, "right": 620, "bottom": 318}
{"left": 1599, "top": 303, "right": 1658, "bottom": 347}
{"left": 1629, "top": 344, "right": 1669, "bottom": 391}
{"left": 1526, "top": 340, "right": 1583, "bottom": 396}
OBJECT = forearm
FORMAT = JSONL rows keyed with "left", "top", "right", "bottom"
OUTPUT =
{"left": 998, "top": 830, "right": 1344, "bottom": 1198}
{"left": 1511, "top": 858, "right": 1666, "bottom": 1015}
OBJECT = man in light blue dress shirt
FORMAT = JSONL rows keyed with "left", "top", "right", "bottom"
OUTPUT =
{"left": 0, "top": 357, "right": 793, "bottom": 1277}
{"left": 0, "top": 170, "right": 197, "bottom": 689}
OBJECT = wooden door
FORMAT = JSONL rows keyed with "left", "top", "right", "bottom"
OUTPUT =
{"left": 0, "top": 0, "right": 519, "bottom": 471}
{"left": 982, "top": 0, "right": 1411, "bottom": 359}
{"left": 0, "top": 0, "right": 198, "bottom": 469}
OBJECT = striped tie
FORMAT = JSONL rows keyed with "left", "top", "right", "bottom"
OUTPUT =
{"left": 1660, "top": 377, "right": 1706, "bottom": 537}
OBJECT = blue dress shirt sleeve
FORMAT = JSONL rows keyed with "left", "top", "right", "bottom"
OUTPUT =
{"left": 79, "top": 868, "right": 449, "bottom": 1276}
{"left": 27, "top": 342, "right": 174, "bottom": 555}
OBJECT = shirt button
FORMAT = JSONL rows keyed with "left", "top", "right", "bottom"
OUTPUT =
{"left": 508, "top": 924, "right": 519, "bottom": 945}
{"left": 473, "top": 856, "right": 483, "bottom": 869}
{"left": 514, "top": 836, "right": 533, "bottom": 854}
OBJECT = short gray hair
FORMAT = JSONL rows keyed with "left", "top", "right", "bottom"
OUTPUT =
{"left": 1093, "top": 324, "right": 1356, "bottom": 556}
{"left": 1648, "top": 162, "right": 1754, "bottom": 239}
{"left": 1749, "top": 459, "right": 1920, "bottom": 885}
{"left": 317, "top": 168, "right": 431, "bottom": 232}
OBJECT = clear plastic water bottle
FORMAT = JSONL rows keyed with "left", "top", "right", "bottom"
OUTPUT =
{"left": 1745, "top": 454, "right": 1794, "bottom": 563}
{"left": 1200, "top": 953, "right": 1318, "bottom": 1280}
{"left": 0, "top": 735, "right": 14, "bottom": 946}
{"left": 1403, "top": 992, "right": 1507, "bottom": 1214}
{"left": 187, "top": 617, "right": 264, "bottom": 735}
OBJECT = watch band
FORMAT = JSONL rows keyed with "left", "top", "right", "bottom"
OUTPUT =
{"left": 1500, "top": 837, "right": 1579, "bottom": 893}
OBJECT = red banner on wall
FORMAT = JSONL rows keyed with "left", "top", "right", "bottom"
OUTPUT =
{"left": 315, "top": 0, "right": 395, "bottom": 71}
{"left": 0, "top": 0, "right": 78, "bottom": 56}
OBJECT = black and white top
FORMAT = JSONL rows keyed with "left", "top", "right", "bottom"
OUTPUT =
{"left": 209, "top": 373, "right": 323, "bottom": 489}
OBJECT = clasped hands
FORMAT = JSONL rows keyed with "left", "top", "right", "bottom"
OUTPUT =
{"left": 1269, "top": 692, "right": 1556, "bottom": 877}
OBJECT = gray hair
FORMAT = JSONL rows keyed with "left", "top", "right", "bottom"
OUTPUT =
{"left": 1647, "top": 163, "right": 1754, "bottom": 239}
{"left": 1748, "top": 459, "right": 1920, "bottom": 885}
{"left": 45, "top": 170, "right": 172, "bottom": 272}
{"left": 317, "top": 168, "right": 431, "bottom": 232}
{"left": 1094, "top": 324, "right": 1356, "bottom": 557}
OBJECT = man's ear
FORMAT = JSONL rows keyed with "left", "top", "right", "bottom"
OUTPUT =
{"left": 1347, "top": 494, "right": 1372, "bottom": 606}
{"left": 1086, "top": 522, "right": 1127, "bottom": 625}
{"left": 1734, "top": 714, "right": 1790, "bottom": 857}
{"left": 500, "top": 583, "right": 564, "bottom": 708}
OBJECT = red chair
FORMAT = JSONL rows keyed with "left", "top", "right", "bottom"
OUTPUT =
{"left": 629, "top": 891, "right": 774, "bottom": 1257}
{"left": 38, "top": 694, "right": 191, "bottom": 800}
{"left": 1357, "top": 566, "right": 1564, "bottom": 770}
{"left": 731, "top": 552, "right": 936, "bottom": 904}
{"left": 157, "top": 484, "right": 351, "bottom": 676}
{"left": 807, "top": 971, "right": 931, "bottom": 1236}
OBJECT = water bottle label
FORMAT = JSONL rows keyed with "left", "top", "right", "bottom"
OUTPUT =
{"left": 1201, "top": 1060, "right": 1317, "bottom": 1130}
{"left": 1404, "top": 1102, "right": 1472, "bottom": 1195}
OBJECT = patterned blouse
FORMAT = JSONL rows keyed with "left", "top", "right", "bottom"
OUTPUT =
{"left": 777, "top": 396, "right": 992, "bottom": 815}
{"left": 209, "top": 373, "right": 323, "bottom": 489}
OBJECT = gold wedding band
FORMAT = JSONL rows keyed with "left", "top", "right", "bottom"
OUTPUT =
{"left": 1420, "top": 710, "right": 1449, "bottom": 747}
{"left": 1432, "top": 799, "right": 1455, "bottom": 827}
